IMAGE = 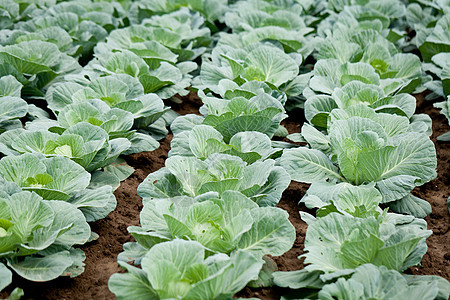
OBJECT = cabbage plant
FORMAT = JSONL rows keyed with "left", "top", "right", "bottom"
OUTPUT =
{"left": 120, "top": 191, "right": 295, "bottom": 263}
{"left": 299, "top": 182, "right": 436, "bottom": 226}
{"left": 308, "top": 55, "right": 422, "bottom": 97}
{"left": 171, "top": 91, "right": 287, "bottom": 142}
{"left": 281, "top": 106, "right": 437, "bottom": 217}
{"left": 299, "top": 183, "right": 384, "bottom": 218}
{"left": 213, "top": 79, "right": 288, "bottom": 104}
{"left": 308, "top": 59, "right": 380, "bottom": 95}
{"left": 50, "top": 100, "right": 135, "bottom": 137}
{"left": 0, "top": 75, "right": 52, "bottom": 134}
{"left": 128, "top": 0, "right": 228, "bottom": 25}
{"left": 317, "top": 264, "right": 449, "bottom": 300}
{"left": 318, "top": 51, "right": 421, "bottom": 95}
{"left": 44, "top": 74, "right": 168, "bottom": 151}
{"left": 225, "top": 0, "right": 307, "bottom": 32}
{"left": 0, "top": 41, "right": 81, "bottom": 96}
{"left": 304, "top": 81, "right": 421, "bottom": 129}
{"left": 108, "top": 239, "right": 263, "bottom": 300}
{"left": 0, "top": 123, "right": 130, "bottom": 173}
{"left": 325, "top": 2, "right": 405, "bottom": 33}
{"left": 88, "top": 11, "right": 206, "bottom": 99}
{"left": 45, "top": 74, "right": 167, "bottom": 118}
{"left": 170, "top": 125, "right": 282, "bottom": 164}
{"left": 138, "top": 8, "right": 212, "bottom": 61}
{"left": 26, "top": 99, "right": 161, "bottom": 155}
{"left": 5, "top": 0, "right": 128, "bottom": 58}
{"left": 138, "top": 153, "right": 290, "bottom": 207}
{"left": 0, "top": 182, "right": 91, "bottom": 289}
{"left": 0, "top": 154, "right": 116, "bottom": 222}
{"left": 311, "top": 6, "right": 424, "bottom": 95}
{"left": 0, "top": 122, "right": 135, "bottom": 192}
{"left": 101, "top": 24, "right": 205, "bottom": 62}
{"left": 220, "top": 0, "right": 315, "bottom": 57}
{"left": 0, "top": 0, "right": 57, "bottom": 29}
{"left": 194, "top": 43, "right": 303, "bottom": 97}
{"left": 274, "top": 263, "right": 449, "bottom": 300}
{"left": 326, "top": 0, "right": 406, "bottom": 19}
{"left": 404, "top": 0, "right": 449, "bottom": 101}
{"left": 0, "top": 0, "right": 20, "bottom": 29}
{"left": 271, "top": 207, "right": 450, "bottom": 298}
{"left": 273, "top": 211, "right": 431, "bottom": 284}
{"left": 85, "top": 48, "right": 195, "bottom": 99}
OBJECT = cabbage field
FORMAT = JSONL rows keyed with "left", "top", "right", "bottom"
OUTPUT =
{"left": 0, "top": 0, "right": 449, "bottom": 299}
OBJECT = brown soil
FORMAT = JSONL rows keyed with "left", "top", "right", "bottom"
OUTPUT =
{"left": 1, "top": 93, "right": 449, "bottom": 300}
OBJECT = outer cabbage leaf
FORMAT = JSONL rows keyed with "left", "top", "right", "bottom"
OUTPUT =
{"left": 68, "top": 185, "right": 117, "bottom": 222}
{"left": 7, "top": 251, "right": 73, "bottom": 282}
{"left": 280, "top": 147, "right": 344, "bottom": 184}
{"left": 0, "top": 96, "right": 27, "bottom": 133}
{"left": 404, "top": 274, "right": 450, "bottom": 300}
{"left": 434, "top": 96, "right": 450, "bottom": 141}
{"left": 0, "top": 263, "right": 12, "bottom": 291}
{"left": 0, "top": 75, "right": 22, "bottom": 97}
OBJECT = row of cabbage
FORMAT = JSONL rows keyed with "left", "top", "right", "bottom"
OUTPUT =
{"left": 274, "top": 0, "right": 450, "bottom": 298}
{"left": 0, "top": 1, "right": 129, "bottom": 296}
{"left": 0, "top": 0, "right": 213, "bottom": 296}
{"left": 0, "top": 0, "right": 449, "bottom": 299}
{"left": 102, "top": 0, "right": 449, "bottom": 299}
{"left": 105, "top": 0, "right": 299, "bottom": 298}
